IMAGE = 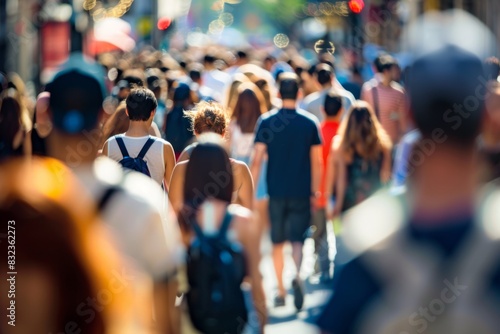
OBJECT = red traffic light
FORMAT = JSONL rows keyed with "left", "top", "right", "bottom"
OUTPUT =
{"left": 157, "top": 17, "right": 172, "bottom": 31}
{"left": 349, "top": 0, "right": 365, "bottom": 14}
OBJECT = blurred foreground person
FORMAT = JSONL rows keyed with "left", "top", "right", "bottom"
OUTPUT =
{"left": 0, "top": 158, "right": 153, "bottom": 334}
{"left": 170, "top": 102, "right": 254, "bottom": 211}
{"left": 251, "top": 73, "right": 322, "bottom": 310}
{"left": 317, "top": 46, "right": 500, "bottom": 334}
{"left": 175, "top": 138, "right": 266, "bottom": 334}
{"left": 480, "top": 57, "right": 500, "bottom": 183}
{"left": 45, "top": 54, "right": 182, "bottom": 334}
{"left": 0, "top": 89, "right": 31, "bottom": 161}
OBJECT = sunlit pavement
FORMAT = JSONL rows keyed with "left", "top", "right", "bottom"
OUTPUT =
{"left": 260, "top": 224, "right": 337, "bottom": 334}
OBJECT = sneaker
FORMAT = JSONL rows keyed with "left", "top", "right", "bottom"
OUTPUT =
{"left": 274, "top": 295, "right": 286, "bottom": 308}
{"left": 292, "top": 278, "right": 304, "bottom": 311}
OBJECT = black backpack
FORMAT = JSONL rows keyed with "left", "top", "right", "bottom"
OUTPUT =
{"left": 186, "top": 211, "right": 248, "bottom": 334}
{"left": 115, "top": 136, "right": 155, "bottom": 177}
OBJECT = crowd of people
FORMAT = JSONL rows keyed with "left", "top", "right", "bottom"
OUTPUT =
{"left": 0, "top": 38, "right": 500, "bottom": 334}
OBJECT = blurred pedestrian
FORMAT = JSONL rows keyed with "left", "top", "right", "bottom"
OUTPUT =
{"left": 330, "top": 101, "right": 392, "bottom": 215}
{"left": 0, "top": 88, "right": 31, "bottom": 161}
{"left": 361, "top": 54, "right": 407, "bottom": 144}
{"left": 251, "top": 73, "right": 322, "bottom": 310}
{"left": 301, "top": 64, "right": 355, "bottom": 123}
{"left": 164, "top": 82, "right": 195, "bottom": 159}
{"left": 174, "top": 138, "right": 266, "bottom": 334}
{"left": 170, "top": 102, "right": 254, "bottom": 212}
{"left": 45, "top": 54, "right": 182, "bottom": 334}
{"left": 317, "top": 45, "right": 500, "bottom": 334}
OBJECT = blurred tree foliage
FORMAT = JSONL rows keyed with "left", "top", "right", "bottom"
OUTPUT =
{"left": 246, "top": 0, "right": 306, "bottom": 26}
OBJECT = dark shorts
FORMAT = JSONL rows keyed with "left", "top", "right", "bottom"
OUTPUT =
{"left": 268, "top": 198, "right": 311, "bottom": 244}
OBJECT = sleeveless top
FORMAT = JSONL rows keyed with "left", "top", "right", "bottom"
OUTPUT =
{"left": 107, "top": 134, "right": 166, "bottom": 186}
{"left": 343, "top": 152, "right": 383, "bottom": 212}
{"left": 229, "top": 121, "right": 255, "bottom": 159}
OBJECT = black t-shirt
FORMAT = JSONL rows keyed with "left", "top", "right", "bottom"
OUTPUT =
{"left": 317, "top": 209, "right": 500, "bottom": 334}
{"left": 254, "top": 108, "right": 322, "bottom": 198}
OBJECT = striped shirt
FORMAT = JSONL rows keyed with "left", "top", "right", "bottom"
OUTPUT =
{"left": 361, "top": 75, "right": 406, "bottom": 143}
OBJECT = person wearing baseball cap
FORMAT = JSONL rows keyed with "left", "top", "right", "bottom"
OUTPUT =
{"left": 316, "top": 45, "right": 500, "bottom": 334}
{"left": 45, "top": 53, "right": 183, "bottom": 334}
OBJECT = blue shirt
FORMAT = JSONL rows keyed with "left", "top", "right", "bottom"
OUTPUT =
{"left": 254, "top": 108, "right": 322, "bottom": 198}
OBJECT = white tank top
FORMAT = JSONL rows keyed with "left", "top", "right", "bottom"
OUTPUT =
{"left": 107, "top": 135, "right": 166, "bottom": 186}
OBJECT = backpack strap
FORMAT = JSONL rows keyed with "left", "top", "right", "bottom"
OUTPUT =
{"left": 137, "top": 137, "right": 155, "bottom": 159}
{"left": 97, "top": 186, "right": 120, "bottom": 212}
{"left": 115, "top": 136, "right": 130, "bottom": 158}
{"left": 218, "top": 211, "right": 233, "bottom": 240}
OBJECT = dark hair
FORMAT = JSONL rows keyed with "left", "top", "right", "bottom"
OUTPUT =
{"left": 126, "top": 87, "right": 158, "bottom": 121}
{"left": 484, "top": 57, "right": 500, "bottom": 81}
{"left": 316, "top": 64, "right": 333, "bottom": 86}
{"left": 324, "top": 91, "right": 343, "bottom": 117}
{"left": 180, "top": 141, "right": 234, "bottom": 230}
{"left": 0, "top": 89, "right": 22, "bottom": 156}
{"left": 189, "top": 68, "right": 202, "bottom": 82}
{"left": 278, "top": 73, "right": 299, "bottom": 100}
{"left": 232, "top": 88, "right": 264, "bottom": 133}
{"left": 204, "top": 54, "right": 216, "bottom": 64}
{"left": 374, "top": 54, "right": 396, "bottom": 73}
{"left": 122, "top": 75, "right": 145, "bottom": 88}
{"left": 237, "top": 50, "right": 248, "bottom": 59}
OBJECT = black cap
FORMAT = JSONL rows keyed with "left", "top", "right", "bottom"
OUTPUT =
{"left": 47, "top": 54, "right": 106, "bottom": 134}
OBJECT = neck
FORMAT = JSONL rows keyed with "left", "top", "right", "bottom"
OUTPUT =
{"left": 380, "top": 74, "right": 391, "bottom": 87}
{"left": 325, "top": 115, "right": 340, "bottom": 122}
{"left": 125, "top": 121, "right": 151, "bottom": 137}
{"left": 281, "top": 99, "right": 296, "bottom": 109}
{"left": 322, "top": 83, "right": 333, "bottom": 90}
{"left": 409, "top": 144, "right": 478, "bottom": 220}
{"left": 47, "top": 131, "right": 97, "bottom": 167}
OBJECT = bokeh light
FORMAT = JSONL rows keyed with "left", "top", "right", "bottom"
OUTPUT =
{"left": 208, "top": 19, "right": 225, "bottom": 35}
{"left": 273, "top": 33, "right": 290, "bottom": 48}
{"left": 157, "top": 17, "right": 172, "bottom": 31}
{"left": 219, "top": 13, "right": 234, "bottom": 26}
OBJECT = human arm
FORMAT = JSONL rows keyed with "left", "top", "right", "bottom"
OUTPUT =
{"left": 380, "top": 145, "right": 392, "bottom": 185}
{"left": 250, "top": 143, "right": 266, "bottom": 193}
{"left": 237, "top": 213, "right": 267, "bottom": 333}
{"left": 311, "top": 144, "right": 323, "bottom": 208}
{"left": 234, "top": 161, "right": 254, "bottom": 209}
{"left": 168, "top": 162, "right": 186, "bottom": 216}
{"left": 333, "top": 151, "right": 347, "bottom": 217}
{"left": 163, "top": 142, "right": 176, "bottom": 191}
{"left": 102, "top": 139, "right": 109, "bottom": 156}
{"left": 325, "top": 136, "right": 341, "bottom": 219}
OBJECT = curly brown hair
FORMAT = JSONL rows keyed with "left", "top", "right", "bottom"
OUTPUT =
{"left": 186, "top": 101, "right": 229, "bottom": 136}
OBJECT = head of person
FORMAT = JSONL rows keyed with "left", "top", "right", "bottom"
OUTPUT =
{"left": 374, "top": 54, "right": 397, "bottom": 78}
{"left": 236, "top": 50, "right": 249, "bottom": 66}
{"left": 0, "top": 157, "right": 141, "bottom": 334}
{"left": 203, "top": 54, "right": 217, "bottom": 69}
{"left": 180, "top": 136, "right": 233, "bottom": 230}
{"left": 323, "top": 90, "right": 343, "bottom": 120}
{"left": 484, "top": 57, "right": 500, "bottom": 82}
{"left": 188, "top": 63, "right": 204, "bottom": 85}
{"left": 46, "top": 54, "right": 107, "bottom": 162}
{"left": 315, "top": 63, "right": 334, "bottom": 88}
{"left": 146, "top": 72, "right": 163, "bottom": 100}
{"left": 252, "top": 78, "right": 274, "bottom": 111}
{"left": 172, "top": 82, "right": 193, "bottom": 108}
{"left": 408, "top": 45, "right": 485, "bottom": 149}
{"left": 232, "top": 83, "right": 266, "bottom": 133}
{"left": 338, "top": 101, "right": 392, "bottom": 161}
{"left": 125, "top": 86, "right": 157, "bottom": 125}
{"left": 225, "top": 73, "right": 250, "bottom": 112}
{"left": 187, "top": 101, "right": 228, "bottom": 137}
{"left": 0, "top": 88, "right": 24, "bottom": 159}
{"left": 277, "top": 72, "right": 300, "bottom": 102}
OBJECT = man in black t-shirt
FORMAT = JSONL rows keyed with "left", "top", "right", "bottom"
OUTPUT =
{"left": 251, "top": 73, "right": 323, "bottom": 310}
{"left": 316, "top": 46, "right": 500, "bottom": 334}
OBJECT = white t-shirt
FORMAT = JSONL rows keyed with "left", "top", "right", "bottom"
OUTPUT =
{"left": 74, "top": 157, "right": 183, "bottom": 281}
{"left": 107, "top": 134, "right": 167, "bottom": 186}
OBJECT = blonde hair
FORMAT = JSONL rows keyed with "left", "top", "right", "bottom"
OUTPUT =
{"left": 186, "top": 101, "right": 229, "bottom": 136}
{"left": 336, "top": 100, "right": 392, "bottom": 161}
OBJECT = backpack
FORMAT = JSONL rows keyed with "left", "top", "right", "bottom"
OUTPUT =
{"left": 186, "top": 210, "right": 248, "bottom": 334}
{"left": 115, "top": 136, "right": 155, "bottom": 177}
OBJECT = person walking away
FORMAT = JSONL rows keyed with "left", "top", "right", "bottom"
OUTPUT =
{"left": 103, "top": 87, "right": 176, "bottom": 189}
{"left": 300, "top": 63, "right": 355, "bottom": 123}
{"left": 251, "top": 73, "right": 322, "bottom": 310}
{"left": 312, "top": 90, "right": 343, "bottom": 282}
